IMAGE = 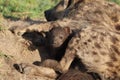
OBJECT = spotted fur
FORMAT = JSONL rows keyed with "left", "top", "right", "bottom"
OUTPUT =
{"left": 58, "top": 69, "right": 94, "bottom": 80}
{"left": 59, "top": 25, "right": 120, "bottom": 80}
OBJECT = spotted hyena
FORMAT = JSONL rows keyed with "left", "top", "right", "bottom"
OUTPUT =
{"left": 44, "top": 0, "right": 105, "bottom": 21}
{"left": 44, "top": 0, "right": 82, "bottom": 21}
{"left": 53, "top": 24, "right": 120, "bottom": 80}
{"left": 11, "top": 0, "right": 120, "bottom": 36}
{"left": 12, "top": 0, "right": 120, "bottom": 79}
{"left": 37, "top": 26, "right": 90, "bottom": 74}
{"left": 40, "top": 23, "right": 120, "bottom": 80}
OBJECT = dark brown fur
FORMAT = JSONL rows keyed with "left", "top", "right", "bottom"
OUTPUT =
{"left": 45, "top": 27, "right": 71, "bottom": 60}
{"left": 57, "top": 69, "right": 94, "bottom": 80}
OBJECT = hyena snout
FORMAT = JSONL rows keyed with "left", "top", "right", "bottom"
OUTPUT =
{"left": 44, "top": 9, "right": 64, "bottom": 21}
{"left": 44, "top": 9, "right": 56, "bottom": 21}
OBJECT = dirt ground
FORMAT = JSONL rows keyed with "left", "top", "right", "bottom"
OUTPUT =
{"left": 0, "top": 17, "right": 55, "bottom": 80}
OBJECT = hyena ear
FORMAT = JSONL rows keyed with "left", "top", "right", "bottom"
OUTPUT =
{"left": 64, "top": 27, "right": 72, "bottom": 34}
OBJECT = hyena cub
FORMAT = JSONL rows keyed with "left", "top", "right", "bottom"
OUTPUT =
{"left": 41, "top": 27, "right": 93, "bottom": 74}
{"left": 45, "top": 27, "right": 72, "bottom": 60}
{"left": 58, "top": 25, "right": 120, "bottom": 80}
{"left": 41, "top": 26, "right": 100, "bottom": 77}
{"left": 45, "top": 27, "right": 89, "bottom": 70}
{"left": 45, "top": 27, "right": 82, "bottom": 62}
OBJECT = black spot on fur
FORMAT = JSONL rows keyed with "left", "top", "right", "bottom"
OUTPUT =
{"left": 106, "top": 62, "right": 114, "bottom": 67}
{"left": 84, "top": 42, "right": 87, "bottom": 45}
{"left": 111, "top": 45, "right": 120, "bottom": 55}
{"left": 115, "top": 24, "right": 120, "bottom": 31}
{"left": 110, "top": 36, "right": 119, "bottom": 44}
{"left": 110, "top": 54, "right": 118, "bottom": 61}
{"left": 88, "top": 39, "right": 91, "bottom": 42}
{"left": 92, "top": 51, "right": 97, "bottom": 55}
{"left": 94, "top": 42, "right": 101, "bottom": 49}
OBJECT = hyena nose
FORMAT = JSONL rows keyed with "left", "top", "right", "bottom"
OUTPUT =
{"left": 44, "top": 10, "right": 53, "bottom": 21}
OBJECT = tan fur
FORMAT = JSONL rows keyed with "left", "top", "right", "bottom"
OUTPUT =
{"left": 10, "top": 0, "right": 120, "bottom": 79}
{"left": 11, "top": 0, "right": 120, "bottom": 36}
{"left": 59, "top": 25, "right": 120, "bottom": 80}
{"left": 41, "top": 24, "right": 120, "bottom": 79}
{"left": 17, "top": 63, "right": 57, "bottom": 79}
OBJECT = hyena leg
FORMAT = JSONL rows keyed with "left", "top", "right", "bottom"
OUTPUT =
{"left": 15, "top": 63, "right": 57, "bottom": 78}
{"left": 40, "top": 59, "right": 62, "bottom": 72}
{"left": 60, "top": 48, "right": 76, "bottom": 73}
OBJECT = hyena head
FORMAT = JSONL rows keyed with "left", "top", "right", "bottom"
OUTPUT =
{"left": 44, "top": 0, "right": 105, "bottom": 21}
{"left": 46, "top": 27, "right": 71, "bottom": 48}
{"left": 44, "top": 0, "right": 82, "bottom": 21}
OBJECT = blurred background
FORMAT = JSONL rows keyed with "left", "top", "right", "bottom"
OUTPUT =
{"left": 0, "top": 0, "right": 59, "bottom": 20}
{"left": 0, "top": 0, "right": 119, "bottom": 20}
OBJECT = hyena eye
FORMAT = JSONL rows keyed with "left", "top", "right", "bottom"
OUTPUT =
{"left": 59, "top": 36, "right": 64, "bottom": 39}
